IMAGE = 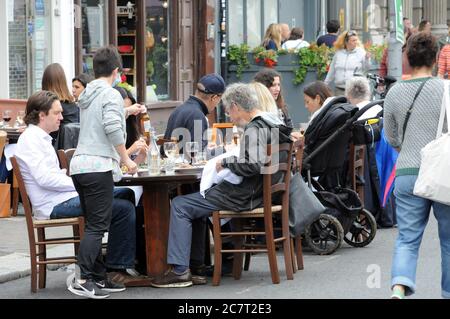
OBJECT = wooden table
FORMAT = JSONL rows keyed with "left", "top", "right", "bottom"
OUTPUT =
{"left": 117, "top": 170, "right": 202, "bottom": 278}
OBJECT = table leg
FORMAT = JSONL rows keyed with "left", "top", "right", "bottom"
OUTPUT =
{"left": 142, "top": 184, "right": 170, "bottom": 277}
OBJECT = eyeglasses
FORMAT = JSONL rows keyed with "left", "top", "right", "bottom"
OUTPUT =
{"left": 346, "top": 30, "right": 357, "bottom": 39}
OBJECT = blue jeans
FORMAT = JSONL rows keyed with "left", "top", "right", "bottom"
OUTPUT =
{"left": 392, "top": 175, "right": 450, "bottom": 298}
{"left": 50, "top": 187, "right": 136, "bottom": 272}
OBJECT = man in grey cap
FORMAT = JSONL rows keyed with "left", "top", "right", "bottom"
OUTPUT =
{"left": 162, "top": 73, "right": 226, "bottom": 154}
{"left": 160, "top": 73, "right": 226, "bottom": 284}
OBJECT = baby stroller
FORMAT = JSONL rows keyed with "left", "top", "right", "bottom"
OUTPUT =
{"left": 301, "top": 98, "right": 382, "bottom": 255}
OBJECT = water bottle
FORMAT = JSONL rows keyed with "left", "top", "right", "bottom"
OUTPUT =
{"left": 147, "top": 128, "right": 161, "bottom": 175}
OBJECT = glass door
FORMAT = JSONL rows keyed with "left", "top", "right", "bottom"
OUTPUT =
{"left": 27, "top": 0, "right": 52, "bottom": 93}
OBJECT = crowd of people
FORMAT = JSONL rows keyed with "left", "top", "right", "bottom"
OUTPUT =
{"left": 2, "top": 15, "right": 450, "bottom": 301}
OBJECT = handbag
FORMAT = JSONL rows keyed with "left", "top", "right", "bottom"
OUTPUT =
{"left": 352, "top": 118, "right": 382, "bottom": 146}
{"left": 289, "top": 173, "right": 326, "bottom": 236}
{"left": 0, "top": 183, "right": 11, "bottom": 218}
{"left": 413, "top": 80, "right": 450, "bottom": 205}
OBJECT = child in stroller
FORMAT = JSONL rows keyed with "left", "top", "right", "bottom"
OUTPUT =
{"left": 300, "top": 82, "right": 379, "bottom": 255}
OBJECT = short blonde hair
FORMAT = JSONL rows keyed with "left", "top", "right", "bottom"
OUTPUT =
{"left": 249, "top": 82, "right": 278, "bottom": 114}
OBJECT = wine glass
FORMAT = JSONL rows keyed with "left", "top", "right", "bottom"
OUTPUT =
{"left": 163, "top": 142, "right": 177, "bottom": 174}
{"left": 2, "top": 110, "right": 12, "bottom": 128}
{"left": 15, "top": 110, "right": 25, "bottom": 128}
{"left": 185, "top": 141, "right": 199, "bottom": 165}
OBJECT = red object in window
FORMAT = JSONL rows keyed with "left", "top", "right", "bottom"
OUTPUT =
{"left": 255, "top": 58, "right": 261, "bottom": 63}
{"left": 121, "top": 74, "right": 127, "bottom": 83}
{"left": 118, "top": 45, "right": 134, "bottom": 53}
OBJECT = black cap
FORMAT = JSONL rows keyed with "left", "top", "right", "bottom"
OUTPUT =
{"left": 197, "top": 74, "right": 226, "bottom": 94}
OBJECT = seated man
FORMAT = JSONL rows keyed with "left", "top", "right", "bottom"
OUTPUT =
{"left": 14, "top": 91, "right": 140, "bottom": 294}
{"left": 151, "top": 83, "right": 293, "bottom": 288}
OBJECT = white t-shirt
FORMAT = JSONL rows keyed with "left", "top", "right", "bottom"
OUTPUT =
{"left": 282, "top": 39, "right": 310, "bottom": 51}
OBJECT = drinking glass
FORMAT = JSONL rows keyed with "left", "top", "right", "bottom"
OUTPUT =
{"left": 163, "top": 142, "right": 178, "bottom": 174}
{"left": 15, "top": 111, "right": 25, "bottom": 128}
{"left": 2, "top": 110, "right": 12, "bottom": 128}
{"left": 299, "top": 123, "right": 309, "bottom": 135}
{"left": 185, "top": 141, "right": 199, "bottom": 164}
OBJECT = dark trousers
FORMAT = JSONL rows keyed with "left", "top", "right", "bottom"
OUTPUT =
{"left": 72, "top": 172, "right": 136, "bottom": 280}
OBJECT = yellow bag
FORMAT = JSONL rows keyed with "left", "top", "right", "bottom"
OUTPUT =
{"left": 0, "top": 183, "right": 11, "bottom": 218}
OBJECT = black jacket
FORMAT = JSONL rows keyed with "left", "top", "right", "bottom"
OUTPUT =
{"left": 161, "top": 96, "right": 209, "bottom": 156}
{"left": 205, "top": 114, "right": 293, "bottom": 212}
{"left": 304, "top": 97, "right": 357, "bottom": 179}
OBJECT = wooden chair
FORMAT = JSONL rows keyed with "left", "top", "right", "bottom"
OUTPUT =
{"left": 57, "top": 148, "right": 76, "bottom": 176}
{"left": 243, "top": 137, "right": 305, "bottom": 273}
{"left": 10, "top": 156, "right": 84, "bottom": 293}
{"left": 349, "top": 144, "right": 365, "bottom": 203}
{"left": 212, "top": 142, "right": 294, "bottom": 285}
{"left": 1, "top": 131, "right": 19, "bottom": 217}
{"left": 211, "top": 123, "right": 234, "bottom": 145}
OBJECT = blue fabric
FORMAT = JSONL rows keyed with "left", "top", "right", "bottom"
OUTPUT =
{"left": 375, "top": 128, "right": 398, "bottom": 207}
{"left": 392, "top": 175, "right": 450, "bottom": 298}
{"left": 265, "top": 40, "right": 277, "bottom": 51}
{"left": 0, "top": 155, "right": 9, "bottom": 183}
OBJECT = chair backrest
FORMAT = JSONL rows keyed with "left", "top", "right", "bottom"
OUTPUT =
{"left": 10, "top": 157, "right": 36, "bottom": 242}
{"left": 292, "top": 136, "right": 305, "bottom": 174}
{"left": 263, "top": 142, "right": 294, "bottom": 211}
{"left": 211, "top": 123, "right": 234, "bottom": 145}
{"left": 57, "top": 148, "right": 76, "bottom": 176}
{"left": 0, "top": 131, "right": 6, "bottom": 159}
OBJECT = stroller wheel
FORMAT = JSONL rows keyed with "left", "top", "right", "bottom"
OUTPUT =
{"left": 344, "top": 209, "right": 377, "bottom": 247}
{"left": 305, "top": 214, "right": 344, "bottom": 255}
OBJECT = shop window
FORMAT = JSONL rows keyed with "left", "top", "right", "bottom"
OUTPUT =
{"left": 228, "top": 0, "right": 279, "bottom": 49}
{"left": 81, "top": 0, "right": 108, "bottom": 76}
{"left": 146, "top": 0, "right": 170, "bottom": 101}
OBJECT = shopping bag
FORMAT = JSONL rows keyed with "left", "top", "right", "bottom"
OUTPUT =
{"left": 413, "top": 80, "right": 450, "bottom": 205}
{"left": 289, "top": 173, "right": 326, "bottom": 236}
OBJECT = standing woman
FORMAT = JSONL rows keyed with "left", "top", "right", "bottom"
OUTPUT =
{"left": 325, "top": 30, "right": 368, "bottom": 96}
{"left": 261, "top": 23, "right": 282, "bottom": 51}
{"left": 254, "top": 68, "right": 293, "bottom": 127}
{"left": 384, "top": 32, "right": 450, "bottom": 299}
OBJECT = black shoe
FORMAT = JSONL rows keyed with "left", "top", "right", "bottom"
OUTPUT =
{"left": 150, "top": 268, "right": 193, "bottom": 288}
{"left": 190, "top": 265, "right": 207, "bottom": 285}
{"left": 67, "top": 278, "right": 110, "bottom": 299}
{"left": 205, "top": 260, "right": 233, "bottom": 277}
{"left": 96, "top": 278, "right": 126, "bottom": 293}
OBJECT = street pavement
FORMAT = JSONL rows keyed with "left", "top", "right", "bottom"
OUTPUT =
{"left": 0, "top": 207, "right": 443, "bottom": 299}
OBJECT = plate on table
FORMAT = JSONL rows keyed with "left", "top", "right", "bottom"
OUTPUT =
{"left": 174, "top": 164, "right": 204, "bottom": 173}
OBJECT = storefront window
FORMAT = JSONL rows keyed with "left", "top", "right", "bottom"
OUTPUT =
{"left": 228, "top": 0, "right": 244, "bottom": 46}
{"left": 81, "top": 0, "right": 108, "bottom": 75}
{"left": 32, "top": 0, "right": 52, "bottom": 91}
{"left": 146, "top": 0, "right": 169, "bottom": 101}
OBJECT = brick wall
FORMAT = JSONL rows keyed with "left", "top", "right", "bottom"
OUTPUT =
{"left": 8, "top": 1, "right": 28, "bottom": 99}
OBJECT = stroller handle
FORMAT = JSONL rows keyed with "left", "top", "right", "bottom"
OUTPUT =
{"left": 303, "top": 100, "right": 384, "bottom": 167}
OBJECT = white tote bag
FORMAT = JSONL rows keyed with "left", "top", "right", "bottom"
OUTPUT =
{"left": 413, "top": 80, "right": 450, "bottom": 205}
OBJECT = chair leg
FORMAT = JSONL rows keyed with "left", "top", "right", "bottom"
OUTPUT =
{"left": 243, "top": 252, "right": 251, "bottom": 271}
{"left": 290, "top": 238, "right": 297, "bottom": 274}
{"left": 281, "top": 224, "right": 294, "bottom": 281}
{"left": 11, "top": 174, "right": 19, "bottom": 216}
{"left": 264, "top": 217, "right": 280, "bottom": 284}
{"left": 296, "top": 236, "right": 304, "bottom": 270}
{"left": 30, "top": 260, "right": 38, "bottom": 293}
{"left": 231, "top": 219, "right": 244, "bottom": 280}
{"left": 212, "top": 212, "right": 222, "bottom": 286}
{"left": 73, "top": 224, "right": 81, "bottom": 256}
{"left": 37, "top": 229, "right": 47, "bottom": 289}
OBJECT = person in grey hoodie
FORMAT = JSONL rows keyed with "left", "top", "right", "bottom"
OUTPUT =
{"left": 67, "top": 46, "right": 138, "bottom": 299}
{"left": 325, "top": 30, "right": 369, "bottom": 96}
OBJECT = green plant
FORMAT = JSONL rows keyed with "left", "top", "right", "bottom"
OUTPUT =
{"left": 293, "top": 43, "right": 334, "bottom": 85}
{"left": 227, "top": 44, "right": 251, "bottom": 78}
{"left": 252, "top": 46, "right": 278, "bottom": 68}
{"left": 364, "top": 42, "right": 387, "bottom": 64}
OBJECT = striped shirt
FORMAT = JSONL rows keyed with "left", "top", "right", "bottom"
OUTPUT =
{"left": 438, "top": 44, "right": 450, "bottom": 78}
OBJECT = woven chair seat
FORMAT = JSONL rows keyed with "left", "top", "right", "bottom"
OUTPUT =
{"left": 33, "top": 217, "right": 81, "bottom": 226}
{"left": 218, "top": 206, "right": 283, "bottom": 217}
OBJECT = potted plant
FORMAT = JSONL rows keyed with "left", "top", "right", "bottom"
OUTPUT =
{"left": 227, "top": 44, "right": 251, "bottom": 79}
{"left": 293, "top": 43, "right": 334, "bottom": 85}
{"left": 252, "top": 46, "right": 278, "bottom": 68}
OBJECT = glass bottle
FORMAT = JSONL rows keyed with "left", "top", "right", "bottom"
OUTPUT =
{"left": 140, "top": 109, "right": 151, "bottom": 144}
{"left": 147, "top": 128, "right": 161, "bottom": 175}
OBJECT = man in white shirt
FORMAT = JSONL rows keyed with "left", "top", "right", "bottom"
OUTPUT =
{"left": 15, "top": 91, "right": 139, "bottom": 298}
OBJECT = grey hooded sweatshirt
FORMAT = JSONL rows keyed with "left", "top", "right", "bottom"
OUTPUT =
{"left": 74, "top": 79, "right": 126, "bottom": 163}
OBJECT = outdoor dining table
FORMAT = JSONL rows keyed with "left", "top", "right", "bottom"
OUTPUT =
{"left": 116, "top": 169, "right": 202, "bottom": 279}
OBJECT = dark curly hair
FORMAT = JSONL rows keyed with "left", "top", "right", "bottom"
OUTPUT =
{"left": 406, "top": 32, "right": 438, "bottom": 68}
{"left": 24, "top": 91, "right": 59, "bottom": 126}
{"left": 253, "top": 68, "right": 287, "bottom": 113}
